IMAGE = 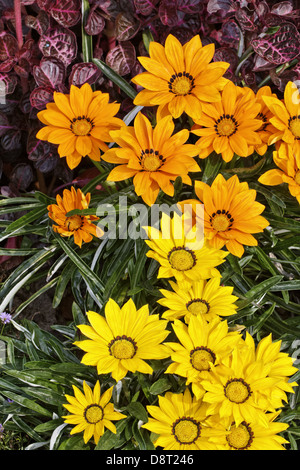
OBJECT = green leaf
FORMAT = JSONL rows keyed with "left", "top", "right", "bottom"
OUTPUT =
{"left": 0, "top": 206, "right": 47, "bottom": 241}
{"left": 53, "top": 232, "right": 105, "bottom": 302}
{"left": 93, "top": 58, "right": 137, "bottom": 100}
{"left": 126, "top": 402, "right": 148, "bottom": 423}
{"left": 95, "top": 418, "right": 129, "bottom": 450}
{"left": 236, "top": 275, "right": 283, "bottom": 309}
{"left": 149, "top": 377, "right": 173, "bottom": 395}
{"left": 0, "top": 390, "right": 53, "bottom": 417}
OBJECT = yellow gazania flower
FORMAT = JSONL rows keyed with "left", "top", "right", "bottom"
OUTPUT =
{"left": 62, "top": 380, "right": 126, "bottom": 445}
{"left": 142, "top": 388, "right": 218, "bottom": 450}
{"left": 262, "top": 81, "right": 300, "bottom": 158}
{"left": 158, "top": 278, "right": 238, "bottom": 323}
{"left": 243, "top": 332, "right": 298, "bottom": 409}
{"left": 206, "top": 412, "right": 289, "bottom": 450}
{"left": 164, "top": 316, "right": 242, "bottom": 399}
{"left": 258, "top": 143, "right": 300, "bottom": 203}
{"left": 179, "top": 174, "right": 269, "bottom": 257}
{"left": 191, "top": 81, "right": 262, "bottom": 162}
{"left": 131, "top": 34, "right": 229, "bottom": 121}
{"left": 143, "top": 211, "right": 228, "bottom": 282}
{"left": 74, "top": 299, "right": 170, "bottom": 383}
{"left": 201, "top": 346, "right": 284, "bottom": 428}
{"left": 36, "top": 83, "right": 124, "bottom": 169}
{"left": 254, "top": 86, "right": 279, "bottom": 156}
{"left": 101, "top": 112, "right": 200, "bottom": 206}
{"left": 47, "top": 186, "right": 103, "bottom": 248}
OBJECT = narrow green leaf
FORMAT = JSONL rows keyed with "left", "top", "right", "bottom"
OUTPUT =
{"left": 236, "top": 275, "right": 283, "bottom": 309}
{"left": 0, "top": 206, "right": 47, "bottom": 241}
{"left": 126, "top": 402, "right": 148, "bottom": 423}
{"left": 93, "top": 58, "right": 137, "bottom": 100}
{"left": 0, "top": 390, "right": 52, "bottom": 417}
{"left": 53, "top": 232, "right": 105, "bottom": 301}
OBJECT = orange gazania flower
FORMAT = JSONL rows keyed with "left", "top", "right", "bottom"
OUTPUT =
{"left": 131, "top": 34, "right": 229, "bottom": 121}
{"left": 258, "top": 143, "right": 300, "bottom": 204}
{"left": 191, "top": 81, "right": 262, "bottom": 162}
{"left": 262, "top": 81, "right": 300, "bottom": 158}
{"left": 47, "top": 187, "right": 103, "bottom": 247}
{"left": 36, "top": 83, "right": 124, "bottom": 169}
{"left": 102, "top": 112, "right": 200, "bottom": 206}
{"left": 180, "top": 174, "right": 269, "bottom": 257}
{"left": 254, "top": 86, "right": 279, "bottom": 156}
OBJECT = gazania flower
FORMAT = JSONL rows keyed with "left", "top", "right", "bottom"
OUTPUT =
{"left": 262, "top": 81, "right": 300, "bottom": 158}
{"left": 179, "top": 174, "right": 269, "bottom": 257}
{"left": 258, "top": 143, "right": 300, "bottom": 204}
{"left": 254, "top": 86, "right": 279, "bottom": 156}
{"left": 62, "top": 380, "right": 126, "bottom": 445}
{"left": 243, "top": 332, "right": 298, "bottom": 409}
{"left": 143, "top": 211, "right": 228, "bottom": 282}
{"left": 192, "top": 81, "right": 262, "bottom": 162}
{"left": 36, "top": 83, "right": 124, "bottom": 169}
{"left": 201, "top": 347, "right": 283, "bottom": 428}
{"left": 158, "top": 278, "right": 238, "bottom": 323}
{"left": 206, "top": 412, "right": 289, "bottom": 450}
{"left": 74, "top": 299, "right": 170, "bottom": 383}
{"left": 47, "top": 186, "right": 103, "bottom": 248}
{"left": 102, "top": 112, "right": 200, "bottom": 206}
{"left": 164, "top": 316, "right": 242, "bottom": 399}
{"left": 131, "top": 34, "right": 229, "bottom": 121}
{"left": 142, "top": 388, "right": 218, "bottom": 450}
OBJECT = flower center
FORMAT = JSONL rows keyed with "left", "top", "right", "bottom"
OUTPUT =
{"left": 257, "top": 112, "right": 268, "bottom": 132}
{"left": 84, "top": 404, "right": 103, "bottom": 424}
{"left": 168, "top": 72, "right": 195, "bottom": 96}
{"left": 172, "top": 417, "right": 201, "bottom": 444}
{"left": 65, "top": 215, "right": 83, "bottom": 231}
{"left": 289, "top": 115, "right": 300, "bottom": 139}
{"left": 108, "top": 335, "right": 137, "bottom": 359}
{"left": 139, "top": 149, "right": 165, "bottom": 172}
{"left": 295, "top": 170, "right": 300, "bottom": 185}
{"left": 186, "top": 299, "right": 210, "bottom": 316}
{"left": 190, "top": 346, "right": 216, "bottom": 371}
{"left": 70, "top": 116, "right": 94, "bottom": 136}
{"left": 224, "top": 378, "right": 252, "bottom": 404}
{"left": 226, "top": 422, "right": 254, "bottom": 450}
{"left": 210, "top": 210, "right": 234, "bottom": 232}
{"left": 168, "top": 246, "right": 196, "bottom": 271}
{"left": 215, "top": 114, "right": 238, "bottom": 137}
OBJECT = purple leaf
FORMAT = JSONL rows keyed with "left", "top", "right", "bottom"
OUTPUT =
{"left": 206, "top": 0, "right": 234, "bottom": 16}
{"left": 133, "top": 0, "right": 159, "bottom": 16}
{"left": 235, "top": 7, "right": 257, "bottom": 32}
{"left": 271, "top": 1, "right": 294, "bottom": 16}
{"left": 115, "top": 12, "right": 141, "bottom": 41}
{"left": 49, "top": 0, "right": 81, "bottom": 28}
{"left": 30, "top": 86, "right": 54, "bottom": 110}
{"left": 0, "top": 32, "right": 18, "bottom": 61}
{"left": 25, "top": 10, "right": 50, "bottom": 35}
{"left": 213, "top": 47, "right": 239, "bottom": 74}
{"left": 10, "top": 163, "right": 34, "bottom": 190}
{"left": 0, "top": 111, "right": 14, "bottom": 136}
{"left": 0, "top": 72, "right": 18, "bottom": 95}
{"left": 85, "top": 7, "right": 105, "bottom": 35}
{"left": 158, "top": 0, "right": 179, "bottom": 27}
{"left": 38, "top": 26, "right": 78, "bottom": 67}
{"left": 69, "top": 62, "right": 102, "bottom": 87}
{"left": 177, "top": 0, "right": 202, "bottom": 14}
{"left": 27, "top": 128, "right": 59, "bottom": 173}
{"left": 221, "top": 19, "right": 240, "bottom": 46}
{"left": 251, "top": 22, "right": 300, "bottom": 65}
{"left": 0, "top": 58, "right": 15, "bottom": 73}
{"left": 1, "top": 129, "right": 22, "bottom": 151}
{"left": 33, "top": 57, "right": 66, "bottom": 89}
{"left": 106, "top": 41, "right": 136, "bottom": 76}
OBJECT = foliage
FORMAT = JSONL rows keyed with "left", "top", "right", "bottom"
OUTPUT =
{"left": 0, "top": 0, "right": 299, "bottom": 451}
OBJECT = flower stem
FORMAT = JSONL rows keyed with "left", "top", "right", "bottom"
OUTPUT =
{"left": 14, "top": 0, "right": 23, "bottom": 49}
